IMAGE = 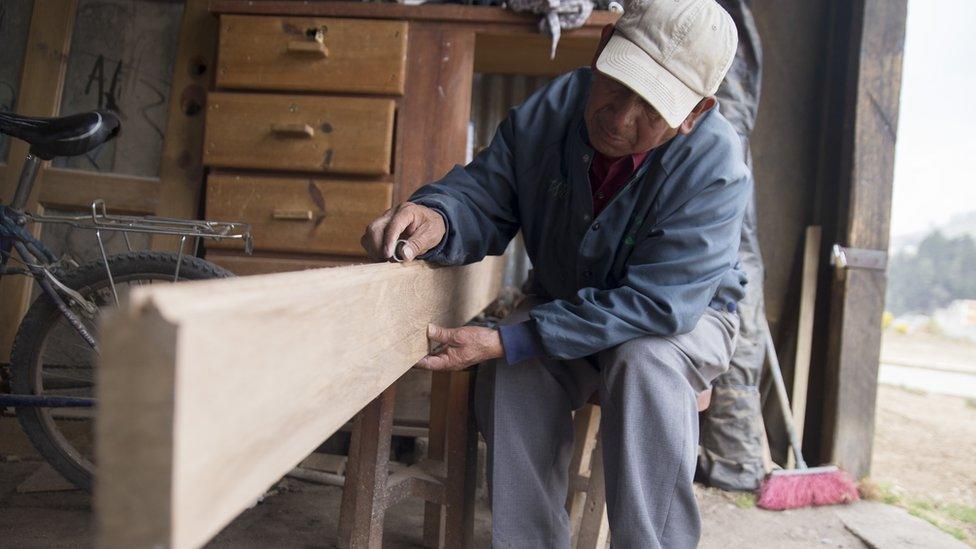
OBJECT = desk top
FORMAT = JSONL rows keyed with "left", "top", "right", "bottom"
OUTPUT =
{"left": 209, "top": 0, "right": 617, "bottom": 36}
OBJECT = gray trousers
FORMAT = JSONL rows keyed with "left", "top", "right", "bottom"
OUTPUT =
{"left": 475, "top": 301, "right": 739, "bottom": 548}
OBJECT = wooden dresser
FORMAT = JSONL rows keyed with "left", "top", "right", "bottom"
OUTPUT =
{"left": 202, "top": 0, "right": 610, "bottom": 275}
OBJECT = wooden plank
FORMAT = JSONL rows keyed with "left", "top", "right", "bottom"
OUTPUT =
{"left": 474, "top": 33, "right": 599, "bottom": 76}
{"left": 205, "top": 174, "right": 393, "bottom": 256}
{"left": 822, "top": 0, "right": 906, "bottom": 478}
{"left": 204, "top": 92, "right": 396, "bottom": 176}
{"left": 208, "top": 0, "right": 616, "bottom": 33}
{"left": 788, "top": 225, "right": 820, "bottom": 469}
{"left": 217, "top": 15, "right": 407, "bottom": 95}
{"left": 0, "top": 0, "right": 77, "bottom": 364}
{"left": 96, "top": 257, "right": 504, "bottom": 548}
{"left": 38, "top": 168, "right": 158, "bottom": 214}
{"left": 153, "top": 0, "right": 219, "bottom": 252}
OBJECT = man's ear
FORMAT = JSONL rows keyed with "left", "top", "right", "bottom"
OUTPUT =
{"left": 591, "top": 24, "right": 615, "bottom": 69}
{"left": 677, "top": 96, "right": 717, "bottom": 135}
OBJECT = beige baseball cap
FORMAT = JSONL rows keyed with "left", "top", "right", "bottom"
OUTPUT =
{"left": 596, "top": 0, "right": 738, "bottom": 128}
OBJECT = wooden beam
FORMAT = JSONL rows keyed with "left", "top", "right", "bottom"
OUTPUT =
{"left": 152, "top": 0, "right": 218, "bottom": 251}
{"left": 96, "top": 257, "right": 503, "bottom": 548}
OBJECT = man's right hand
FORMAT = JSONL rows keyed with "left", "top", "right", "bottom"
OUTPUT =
{"left": 361, "top": 202, "right": 446, "bottom": 262}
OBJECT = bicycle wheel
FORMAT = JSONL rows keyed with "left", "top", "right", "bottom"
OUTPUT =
{"left": 9, "top": 251, "right": 233, "bottom": 492}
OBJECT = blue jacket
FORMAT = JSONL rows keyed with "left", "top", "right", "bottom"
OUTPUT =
{"left": 410, "top": 68, "right": 751, "bottom": 362}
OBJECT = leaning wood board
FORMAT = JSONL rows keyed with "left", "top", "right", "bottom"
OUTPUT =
{"left": 95, "top": 257, "right": 503, "bottom": 548}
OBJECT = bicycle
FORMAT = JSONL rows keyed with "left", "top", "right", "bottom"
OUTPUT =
{"left": 0, "top": 109, "right": 253, "bottom": 492}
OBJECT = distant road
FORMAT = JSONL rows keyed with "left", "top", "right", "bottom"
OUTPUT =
{"left": 879, "top": 331, "right": 976, "bottom": 398}
{"left": 878, "top": 362, "right": 976, "bottom": 399}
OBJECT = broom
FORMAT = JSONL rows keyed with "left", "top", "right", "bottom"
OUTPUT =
{"left": 755, "top": 321, "right": 860, "bottom": 510}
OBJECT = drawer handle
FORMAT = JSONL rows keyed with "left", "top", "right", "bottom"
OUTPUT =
{"left": 287, "top": 40, "right": 329, "bottom": 58}
{"left": 271, "top": 123, "right": 315, "bottom": 138}
{"left": 272, "top": 209, "right": 314, "bottom": 221}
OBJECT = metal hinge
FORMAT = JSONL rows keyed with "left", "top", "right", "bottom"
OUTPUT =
{"left": 830, "top": 244, "right": 888, "bottom": 271}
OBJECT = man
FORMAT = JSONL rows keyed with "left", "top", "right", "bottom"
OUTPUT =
{"left": 361, "top": 0, "right": 750, "bottom": 546}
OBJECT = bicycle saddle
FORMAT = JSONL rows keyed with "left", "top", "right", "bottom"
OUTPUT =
{"left": 0, "top": 109, "right": 121, "bottom": 160}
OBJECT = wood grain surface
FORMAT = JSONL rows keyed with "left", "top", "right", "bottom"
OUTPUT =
{"left": 217, "top": 15, "right": 407, "bottom": 95}
{"left": 205, "top": 174, "right": 392, "bottom": 256}
{"left": 96, "top": 257, "right": 504, "bottom": 548}
{"left": 203, "top": 92, "right": 395, "bottom": 175}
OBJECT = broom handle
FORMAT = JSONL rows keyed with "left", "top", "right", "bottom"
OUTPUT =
{"left": 762, "top": 319, "right": 809, "bottom": 470}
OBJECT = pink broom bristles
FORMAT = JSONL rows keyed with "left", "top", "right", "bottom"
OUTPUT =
{"left": 756, "top": 466, "right": 860, "bottom": 511}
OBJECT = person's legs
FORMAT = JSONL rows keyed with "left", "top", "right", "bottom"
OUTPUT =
{"left": 475, "top": 301, "right": 600, "bottom": 548}
{"left": 598, "top": 307, "right": 739, "bottom": 549}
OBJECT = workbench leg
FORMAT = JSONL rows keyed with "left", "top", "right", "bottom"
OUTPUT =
{"left": 423, "top": 372, "right": 450, "bottom": 547}
{"left": 423, "top": 370, "right": 477, "bottom": 548}
{"left": 338, "top": 385, "right": 396, "bottom": 549}
{"left": 443, "top": 370, "right": 478, "bottom": 547}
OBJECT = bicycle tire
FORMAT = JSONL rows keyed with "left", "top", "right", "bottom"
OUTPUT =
{"left": 9, "top": 251, "right": 233, "bottom": 492}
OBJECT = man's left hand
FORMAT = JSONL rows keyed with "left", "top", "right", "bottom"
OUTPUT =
{"left": 416, "top": 324, "right": 504, "bottom": 371}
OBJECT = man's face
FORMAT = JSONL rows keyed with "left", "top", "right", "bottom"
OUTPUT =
{"left": 584, "top": 73, "right": 680, "bottom": 158}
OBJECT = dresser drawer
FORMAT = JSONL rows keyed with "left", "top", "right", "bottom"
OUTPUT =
{"left": 204, "top": 92, "right": 395, "bottom": 175}
{"left": 206, "top": 175, "right": 393, "bottom": 256}
{"left": 216, "top": 15, "right": 407, "bottom": 95}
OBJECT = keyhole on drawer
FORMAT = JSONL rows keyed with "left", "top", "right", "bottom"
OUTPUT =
{"left": 307, "top": 26, "right": 327, "bottom": 43}
{"left": 323, "top": 148, "right": 334, "bottom": 167}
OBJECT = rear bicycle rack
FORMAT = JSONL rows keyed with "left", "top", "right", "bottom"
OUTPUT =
{"left": 4, "top": 200, "right": 253, "bottom": 409}
{"left": 26, "top": 199, "right": 253, "bottom": 304}
{"left": 27, "top": 199, "right": 253, "bottom": 254}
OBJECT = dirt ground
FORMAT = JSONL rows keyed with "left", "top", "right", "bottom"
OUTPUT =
{"left": 0, "top": 407, "right": 955, "bottom": 549}
{"left": 0, "top": 451, "right": 872, "bottom": 548}
{"left": 868, "top": 385, "right": 976, "bottom": 544}
{"left": 0, "top": 330, "right": 972, "bottom": 546}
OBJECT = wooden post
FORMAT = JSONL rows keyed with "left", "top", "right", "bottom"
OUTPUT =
{"left": 0, "top": 0, "right": 77, "bottom": 363}
{"left": 152, "top": 0, "right": 218, "bottom": 251}
{"left": 338, "top": 386, "right": 397, "bottom": 549}
{"left": 821, "top": 0, "right": 906, "bottom": 478}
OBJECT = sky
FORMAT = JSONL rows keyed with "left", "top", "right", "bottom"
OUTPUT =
{"left": 890, "top": 0, "right": 976, "bottom": 238}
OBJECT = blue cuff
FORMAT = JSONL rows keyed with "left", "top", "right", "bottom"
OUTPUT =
{"left": 498, "top": 320, "right": 546, "bottom": 365}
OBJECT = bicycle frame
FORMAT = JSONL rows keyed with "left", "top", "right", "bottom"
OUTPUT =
{"left": 0, "top": 152, "right": 252, "bottom": 409}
